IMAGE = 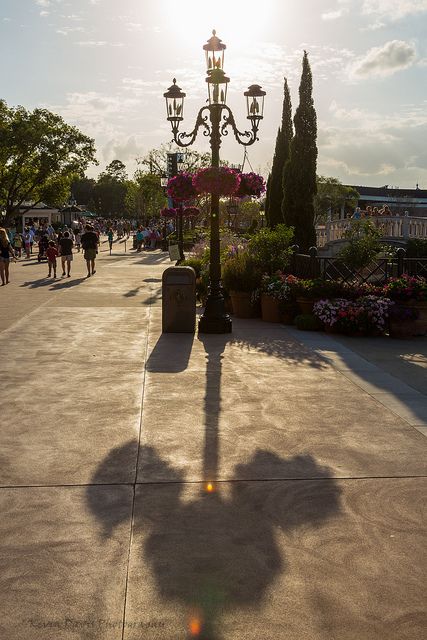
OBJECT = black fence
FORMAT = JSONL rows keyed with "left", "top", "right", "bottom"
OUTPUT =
{"left": 289, "top": 246, "right": 427, "bottom": 284}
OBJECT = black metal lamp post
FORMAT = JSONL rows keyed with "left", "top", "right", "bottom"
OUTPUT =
{"left": 163, "top": 30, "right": 266, "bottom": 333}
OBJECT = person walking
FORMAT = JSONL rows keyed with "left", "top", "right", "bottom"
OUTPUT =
{"left": 107, "top": 227, "right": 114, "bottom": 253}
{"left": 46, "top": 241, "right": 58, "bottom": 278}
{"left": 13, "top": 232, "right": 23, "bottom": 258}
{"left": 58, "top": 231, "right": 74, "bottom": 277}
{"left": 81, "top": 224, "right": 99, "bottom": 277}
{"left": 74, "top": 230, "right": 81, "bottom": 252}
{"left": 0, "top": 227, "right": 16, "bottom": 285}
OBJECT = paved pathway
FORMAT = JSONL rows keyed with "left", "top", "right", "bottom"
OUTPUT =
{"left": 0, "top": 240, "right": 426, "bottom": 640}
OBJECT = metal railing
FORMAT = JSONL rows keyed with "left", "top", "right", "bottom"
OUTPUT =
{"left": 288, "top": 246, "right": 427, "bottom": 284}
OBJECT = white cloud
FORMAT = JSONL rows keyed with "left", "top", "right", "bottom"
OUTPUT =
{"left": 319, "top": 100, "right": 427, "bottom": 181}
{"left": 321, "top": 8, "right": 348, "bottom": 20}
{"left": 349, "top": 40, "right": 417, "bottom": 78}
{"left": 362, "top": 0, "right": 427, "bottom": 19}
{"left": 76, "top": 40, "right": 124, "bottom": 47}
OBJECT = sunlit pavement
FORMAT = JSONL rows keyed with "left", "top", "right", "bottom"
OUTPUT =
{"left": 0, "top": 239, "right": 426, "bottom": 640}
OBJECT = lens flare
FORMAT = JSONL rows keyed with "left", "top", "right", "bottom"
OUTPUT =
{"left": 189, "top": 617, "right": 202, "bottom": 636}
{"left": 206, "top": 482, "right": 214, "bottom": 493}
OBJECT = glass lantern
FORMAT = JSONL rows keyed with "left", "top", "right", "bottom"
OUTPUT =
{"left": 244, "top": 84, "right": 266, "bottom": 124}
{"left": 163, "top": 78, "right": 186, "bottom": 123}
{"left": 206, "top": 68, "right": 230, "bottom": 105}
{"left": 203, "top": 30, "right": 226, "bottom": 71}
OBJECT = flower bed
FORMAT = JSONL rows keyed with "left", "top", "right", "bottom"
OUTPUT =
{"left": 314, "top": 296, "right": 394, "bottom": 335}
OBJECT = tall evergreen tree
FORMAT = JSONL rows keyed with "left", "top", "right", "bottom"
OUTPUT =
{"left": 282, "top": 52, "right": 318, "bottom": 250}
{"left": 265, "top": 78, "right": 293, "bottom": 227}
{"left": 264, "top": 173, "right": 271, "bottom": 225}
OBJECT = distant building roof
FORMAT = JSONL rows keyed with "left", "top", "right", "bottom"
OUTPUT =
{"left": 349, "top": 185, "right": 427, "bottom": 200}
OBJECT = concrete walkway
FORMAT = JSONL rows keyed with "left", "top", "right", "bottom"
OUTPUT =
{"left": 0, "top": 240, "right": 426, "bottom": 640}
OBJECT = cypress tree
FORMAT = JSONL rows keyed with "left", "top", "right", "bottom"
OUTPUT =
{"left": 282, "top": 51, "right": 318, "bottom": 251}
{"left": 264, "top": 173, "right": 271, "bottom": 225}
{"left": 265, "top": 78, "right": 293, "bottom": 227}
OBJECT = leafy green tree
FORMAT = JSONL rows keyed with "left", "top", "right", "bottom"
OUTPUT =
{"left": 314, "top": 176, "right": 359, "bottom": 223}
{"left": 282, "top": 52, "right": 318, "bottom": 251}
{"left": 0, "top": 100, "right": 96, "bottom": 220}
{"left": 94, "top": 160, "right": 129, "bottom": 216}
{"left": 105, "top": 159, "right": 127, "bottom": 182}
{"left": 71, "top": 176, "right": 96, "bottom": 206}
{"left": 266, "top": 78, "right": 293, "bottom": 228}
{"left": 137, "top": 143, "right": 211, "bottom": 175}
{"left": 127, "top": 172, "right": 166, "bottom": 221}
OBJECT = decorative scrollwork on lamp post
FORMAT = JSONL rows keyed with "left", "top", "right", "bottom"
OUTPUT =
{"left": 164, "top": 30, "right": 266, "bottom": 333}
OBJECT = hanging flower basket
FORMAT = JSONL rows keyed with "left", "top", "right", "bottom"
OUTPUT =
{"left": 235, "top": 172, "right": 266, "bottom": 198}
{"left": 193, "top": 167, "right": 240, "bottom": 196}
{"left": 160, "top": 207, "right": 177, "bottom": 218}
{"left": 167, "top": 173, "right": 197, "bottom": 202}
{"left": 183, "top": 207, "right": 200, "bottom": 217}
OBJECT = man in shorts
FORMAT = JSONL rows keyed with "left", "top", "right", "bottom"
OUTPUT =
{"left": 81, "top": 224, "right": 99, "bottom": 277}
{"left": 58, "top": 231, "right": 74, "bottom": 277}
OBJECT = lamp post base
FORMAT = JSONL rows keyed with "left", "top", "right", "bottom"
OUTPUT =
{"left": 198, "top": 312, "right": 232, "bottom": 334}
{"left": 198, "top": 288, "right": 232, "bottom": 334}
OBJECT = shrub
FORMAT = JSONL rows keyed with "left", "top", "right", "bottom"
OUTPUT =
{"left": 222, "top": 252, "right": 262, "bottom": 293}
{"left": 248, "top": 224, "right": 294, "bottom": 274}
{"left": 405, "top": 239, "right": 427, "bottom": 258}
{"left": 181, "top": 257, "right": 203, "bottom": 278}
{"left": 337, "top": 219, "right": 382, "bottom": 270}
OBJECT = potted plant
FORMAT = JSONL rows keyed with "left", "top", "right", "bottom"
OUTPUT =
{"left": 167, "top": 173, "right": 197, "bottom": 202}
{"left": 259, "top": 272, "right": 299, "bottom": 323}
{"left": 296, "top": 279, "right": 343, "bottom": 314}
{"left": 388, "top": 304, "right": 419, "bottom": 339}
{"left": 235, "top": 172, "right": 266, "bottom": 198}
{"left": 193, "top": 167, "right": 240, "bottom": 196}
{"left": 222, "top": 252, "right": 262, "bottom": 318}
{"left": 384, "top": 274, "right": 427, "bottom": 335}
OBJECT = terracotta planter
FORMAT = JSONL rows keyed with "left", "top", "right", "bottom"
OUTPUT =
{"left": 406, "top": 300, "right": 427, "bottom": 336}
{"left": 389, "top": 320, "right": 417, "bottom": 339}
{"left": 281, "top": 303, "right": 299, "bottom": 325}
{"left": 230, "top": 291, "right": 256, "bottom": 318}
{"left": 261, "top": 294, "right": 281, "bottom": 323}
{"left": 297, "top": 297, "right": 316, "bottom": 315}
{"left": 324, "top": 324, "right": 339, "bottom": 334}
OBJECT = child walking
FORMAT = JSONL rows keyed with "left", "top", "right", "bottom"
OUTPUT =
{"left": 46, "top": 241, "right": 58, "bottom": 278}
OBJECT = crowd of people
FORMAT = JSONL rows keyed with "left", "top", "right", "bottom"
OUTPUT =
{"left": 351, "top": 205, "right": 409, "bottom": 219}
{"left": 0, "top": 216, "right": 175, "bottom": 286}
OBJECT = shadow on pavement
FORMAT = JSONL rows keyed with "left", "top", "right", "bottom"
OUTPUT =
{"left": 20, "top": 277, "right": 86, "bottom": 290}
{"left": 146, "top": 333, "right": 194, "bottom": 372}
{"left": 87, "top": 444, "right": 341, "bottom": 640}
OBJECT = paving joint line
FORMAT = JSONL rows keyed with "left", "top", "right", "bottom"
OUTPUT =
{"left": 1, "top": 474, "right": 426, "bottom": 490}
{"left": 119, "top": 293, "right": 152, "bottom": 640}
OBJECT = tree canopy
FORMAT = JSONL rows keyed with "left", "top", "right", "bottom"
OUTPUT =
{"left": 0, "top": 100, "right": 97, "bottom": 218}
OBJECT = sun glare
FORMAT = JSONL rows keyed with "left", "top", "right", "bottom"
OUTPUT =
{"left": 163, "top": 0, "right": 271, "bottom": 49}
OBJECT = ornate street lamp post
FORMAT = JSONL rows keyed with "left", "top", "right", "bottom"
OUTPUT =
{"left": 163, "top": 30, "right": 266, "bottom": 333}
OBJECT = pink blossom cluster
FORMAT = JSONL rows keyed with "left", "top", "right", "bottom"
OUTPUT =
{"left": 167, "top": 173, "right": 197, "bottom": 202}
{"left": 236, "top": 172, "right": 266, "bottom": 198}
{"left": 192, "top": 167, "right": 240, "bottom": 196}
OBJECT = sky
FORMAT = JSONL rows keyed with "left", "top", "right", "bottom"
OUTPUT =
{"left": 1, "top": 0, "right": 426, "bottom": 188}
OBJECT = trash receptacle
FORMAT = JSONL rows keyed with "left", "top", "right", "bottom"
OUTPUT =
{"left": 162, "top": 267, "right": 196, "bottom": 333}
{"left": 132, "top": 234, "right": 137, "bottom": 250}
